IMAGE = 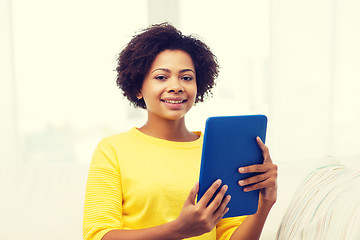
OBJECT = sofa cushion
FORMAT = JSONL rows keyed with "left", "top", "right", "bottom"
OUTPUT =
{"left": 276, "top": 157, "right": 360, "bottom": 239}
{"left": 0, "top": 164, "right": 88, "bottom": 240}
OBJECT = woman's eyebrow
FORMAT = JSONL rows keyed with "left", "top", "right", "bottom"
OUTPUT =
{"left": 152, "top": 68, "right": 170, "bottom": 73}
{"left": 151, "top": 68, "right": 195, "bottom": 74}
{"left": 179, "top": 69, "right": 195, "bottom": 74}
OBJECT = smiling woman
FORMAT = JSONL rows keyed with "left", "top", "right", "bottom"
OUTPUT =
{"left": 83, "top": 22, "right": 278, "bottom": 240}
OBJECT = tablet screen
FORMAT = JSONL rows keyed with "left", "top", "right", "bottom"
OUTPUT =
{"left": 198, "top": 115, "right": 267, "bottom": 217}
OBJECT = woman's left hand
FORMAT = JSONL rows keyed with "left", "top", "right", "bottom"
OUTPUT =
{"left": 238, "top": 137, "right": 278, "bottom": 205}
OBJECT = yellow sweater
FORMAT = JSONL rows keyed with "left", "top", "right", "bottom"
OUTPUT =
{"left": 83, "top": 128, "right": 246, "bottom": 240}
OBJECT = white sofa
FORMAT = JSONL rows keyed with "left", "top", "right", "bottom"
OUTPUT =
{"left": 1, "top": 156, "right": 359, "bottom": 240}
{"left": 0, "top": 164, "right": 88, "bottom": 240}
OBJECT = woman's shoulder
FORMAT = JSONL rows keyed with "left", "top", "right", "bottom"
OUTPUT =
{"left": 101, "top": 127, "right": 138, "bottom": 144}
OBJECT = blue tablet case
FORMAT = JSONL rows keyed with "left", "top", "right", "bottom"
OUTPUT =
{"left": 198, "top": 115, "right": 267, "bottom": 218}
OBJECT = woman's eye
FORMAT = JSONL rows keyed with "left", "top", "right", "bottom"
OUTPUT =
{"left": 155, "top": 75, "right": 167, "bottom": 80}
{"left": 182, "top": 76, "right": 193, "bottom": 81}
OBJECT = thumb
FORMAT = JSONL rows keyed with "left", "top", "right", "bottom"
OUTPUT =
{"left": 256, "top": 136, "right": 272, "bottom": 163}
{"left": 186, "top": 182, "right": 199, "bottom": 205}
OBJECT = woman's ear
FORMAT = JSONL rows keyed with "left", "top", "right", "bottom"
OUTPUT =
{"left": 136, "top": 91, "right": 143, "bottom": 99}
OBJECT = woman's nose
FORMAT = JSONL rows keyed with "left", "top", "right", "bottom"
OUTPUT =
{"left": 166, "top": 78, "right": 184, "bottom": 93}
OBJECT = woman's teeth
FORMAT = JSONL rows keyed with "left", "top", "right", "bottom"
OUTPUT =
{"left": 164, "top": 100, "right": 184, "bottom": 104}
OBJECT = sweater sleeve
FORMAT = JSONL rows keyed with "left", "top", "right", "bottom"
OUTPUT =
{"left": 216, "top": 216, "right": 247, "bottom": 240}
{"left": 83, "top": 139, "right": 126, "bottom": 240}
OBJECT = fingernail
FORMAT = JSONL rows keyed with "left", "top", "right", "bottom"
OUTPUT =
{"left": 223, "top": 185, "right": 228, "bottom": 191}
{"left": 227, "top": 195, "right": 231, "bottom": 201}
{"left": 238, "top": 168, "right": 245, "bottom": 173}
{"left": 238, "top": 180, "right": 245, "bottom": 186}
{"left": 243, "top": 188, "right": 248, "bottom": 192}
{"left": 216, "top": 179, "right": 222, "bottom": 185}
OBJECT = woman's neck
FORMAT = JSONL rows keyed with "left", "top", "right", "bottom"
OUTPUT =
{"left": 138, "top": 116, "right": 198, "bottom": 142}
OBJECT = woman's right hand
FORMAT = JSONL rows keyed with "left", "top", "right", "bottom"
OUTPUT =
{"left": 173, "top": 179, "right": 231, "bottom": 238}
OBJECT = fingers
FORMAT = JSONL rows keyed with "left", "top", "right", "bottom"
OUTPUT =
{"left": 238, "top": 137, "right": 278, "bottom": 192}
{"left": 197, "top": 179, "right": 231, "bottom": 221}
{"left": 236, "top": 136, "right": 274, "bottom": 174}
{"left": 242, "top": 178, "right": 277, "bottom": 192}
{"left": 207, "top": 184, "right": 229, "bottom": 213}
{"left": 238, "top": 172, "right": 270, "bottom": 187}
{"left": 238, "top": 164, "right": 278, "bottom": 192}
{"left": 239, "top": 164, "right": 267, "bottom": 174}
{"left": 256, "top": 136, "right": 272, "bottom": 164}
{"left": 213, "top": 195, "right": 231, "bottom": 220}
{"left": 238, "top": 162, "right": 277, "bottom": 174}
{"left": 197, "top": 179, "right": 222, "bottom": 207}
{"left": 205, "top": 181, "right": 231, "bottom": 223}
{"left": 186, "top": 182, "right": 199, "bottom": 205}
{"left": 178, "top": 181, "right": 231, "bottom": 237}
{"left": 214, "top": 205, "right": 230, "bottom": 225}
{"left": 239, "top": 173, "right": 277, "bottom": 192}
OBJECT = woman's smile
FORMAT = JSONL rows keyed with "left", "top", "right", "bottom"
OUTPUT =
{"left": 161, "top": 97, "right": 188, "bottom": 110}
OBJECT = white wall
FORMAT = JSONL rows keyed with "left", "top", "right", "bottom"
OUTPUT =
{"left": 331, "top": 0, "right": 360, "bottom": 158}
{"left": 1, "top": 0, "right": 149, "bottom": 164}
{"left": 269, "top": 0, "right": 360, "bottom": 162}
{"left": 0, "top": 0, "right": 18, "bottom": 164}
{"left": 270, "top": 0, "right": 335, "bottom": 161}
{"left": 1, "top": 0, "right": 360, "bottom": 165}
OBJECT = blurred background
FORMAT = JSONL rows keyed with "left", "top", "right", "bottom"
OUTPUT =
{"left": 2, "top": 0, "right": 360, "bottom": 165}
{"left": 1, "top": 0, "right": 360, "bottom": 239}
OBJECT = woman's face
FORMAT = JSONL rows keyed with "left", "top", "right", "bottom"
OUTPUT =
{"left": 138, "top": 49, "right": 197, "bottom": 122}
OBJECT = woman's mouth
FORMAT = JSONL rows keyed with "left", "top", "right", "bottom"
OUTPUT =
{"left": 161, "top": 99, "right": 187, "bottom": 104}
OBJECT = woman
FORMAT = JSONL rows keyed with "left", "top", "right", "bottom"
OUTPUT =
{"left": 83, "top": 23, "right": 277, "bottom": 240}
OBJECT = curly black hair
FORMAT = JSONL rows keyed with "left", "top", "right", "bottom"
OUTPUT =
{"left": 116, "top": 22, "right": 219, "bottom": 109}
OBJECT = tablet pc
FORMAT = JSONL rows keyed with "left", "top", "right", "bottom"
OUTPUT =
{"left": 198, "top": 115, "right": 267, "bottom": 218}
